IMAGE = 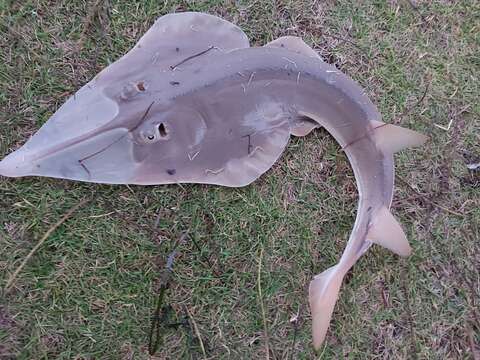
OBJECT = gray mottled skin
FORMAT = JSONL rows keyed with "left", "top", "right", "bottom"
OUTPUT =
{"left": 0, "top": 12, "right": 426, "bottom": 349}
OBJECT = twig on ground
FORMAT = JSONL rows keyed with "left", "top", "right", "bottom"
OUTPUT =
{"left": 289, "top": 305, "right": 301, "bottom": 360}
{"left": 148, "top": 232, "right": 188, "bottom": 355}
{"left": 380, "top": 279, "right": 390, "bottom": 308}
{"left": 153, "top": 209, "right": 163, "bottom": 229}
{"left": 397, "top": 80, "right": 430, "bottom": 122}
{"left": 97, "top": 0, "right": 112, "bottom": 49}
{"left": 185, "top": 306, "right": 207, "bottom": 359}
{"left": 404, "top": 0, "right": 428, "bottom": 22}
{"left": 449, "top": 255, "right": 480, "bottom": 327}
{"left": 4, "top": 198, "right": 89, "bottom": 292}
{"left": 401, "top": 270, "right": 419, "bottom": 360}
{"left": 257, "top": 247, "right": 270, "bottom": 360}
{"left": 148, "top": 281, "right": 169, "bottom": 355}
{"left": 433, "top": 104, "right": 471, "bottom": 131}
{"left": 190, "top": 234, "right": 222, "bottom": 277}
{"left": 467, "top": 326, "right": 480, "bottom": 360}
{"left": 78, "top": 0, "right": 103, "bottom": 49}
{"left": 396, "top": 176, "right": 464, "bottom": 216}
{"left": 433, "top": 119, "right": 453, "bottom": 131}
{"left": 322, "top": 32, "right": 370, "bottom": 58}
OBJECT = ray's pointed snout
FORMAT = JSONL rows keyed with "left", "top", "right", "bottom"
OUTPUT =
{"left": 0, "top": 128, "right": 138, "bottom": 184}
{"left": 0, "top": 81, "right": 140, "bottom": 183}
{"left": 0, "top": 149, "right": 35, "bottom": 178}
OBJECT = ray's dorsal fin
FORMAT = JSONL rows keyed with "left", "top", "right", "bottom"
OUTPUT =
{"left": 265, "top": 37, "right": 323, "bottom": 137}
{"left": 308, "top": 265, "right": 345, "bottom": 350}
{"left": 265, "top": 36, "right": 323, "bottom": 60}
{"left": 367, "top": 206, "right": 411, "bottom": 257}
{"left": 371, "top": 121, "right": 428, "bottom": 154}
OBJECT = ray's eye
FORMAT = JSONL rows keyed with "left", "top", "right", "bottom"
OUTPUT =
{"left": 139, "top": 122, "right": 170, "bottom": 144}
{"left": 158, "top": 123, "right": 168, "bottom": 137}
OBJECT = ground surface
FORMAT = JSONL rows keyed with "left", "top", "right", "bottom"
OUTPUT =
{"left": 0, "top": 0, "right": 479, "bottom": 359}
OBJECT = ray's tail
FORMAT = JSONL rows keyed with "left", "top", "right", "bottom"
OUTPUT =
{"left": 308, "top": 205, "right": 413, "bottom": 348}
{"left": 308, "top": 121, "right": 428, "bottom": 350}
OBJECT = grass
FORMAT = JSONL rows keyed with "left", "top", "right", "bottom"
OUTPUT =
{"left": 0, "top": 0, "right": 479, "bottom": 358}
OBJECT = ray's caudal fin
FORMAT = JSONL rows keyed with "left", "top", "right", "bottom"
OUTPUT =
{"left": 308, "top": 124, "right": 427, "bottom": 350}
{"left": 308, "top": 206, "right": 410, "bottom": 349}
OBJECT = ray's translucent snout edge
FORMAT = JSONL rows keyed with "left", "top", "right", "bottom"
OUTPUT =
{"left": 0, "top": 148, "right": 34, "bottom": 177}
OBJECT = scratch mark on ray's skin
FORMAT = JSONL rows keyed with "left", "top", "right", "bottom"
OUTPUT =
{"left": 242, "top": 133, "right": 253, "bottom": 154}
{"left": 78, "top": 102, "right": 155, "bottom": 178}
{"left": 170, "top": 46, "right": 216, "bottom": 70}
{"left": 188, "top": 151, "right": 200, "bottom": 161}
{"left": 248, "top": 146, "right": 264, "bottom": 157}
{"left": 247, "top": 72, "right": 256, "bottom": 87}
{"left": 79, "top": 162, "right": 91, "bottom": 178}
{"left": 282, "top": 57, "right": 298, "bottom": 68}
{"left": 341, "top": 123, "right": 388, "bottom": 151}
{"left": 205, "top": 167, "right": 225, "bottom": 175}
{"left": 129, "top": 101, "right": 156, "bottom": 132}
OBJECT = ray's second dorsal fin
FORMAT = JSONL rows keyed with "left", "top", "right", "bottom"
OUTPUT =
{"left": 366, "top": 206, "right": 411, "bottom": 257}
{"left": 371, "top": 120, "right": 428, "bottom": 154}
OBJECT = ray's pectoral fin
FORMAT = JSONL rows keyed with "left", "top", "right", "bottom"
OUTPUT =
{"left": 367, "top": 206, "right": 411, "bottom": 257}
{"left": 372, "top": 121, "right": 428, "bottom": 154}
{"left": 200, "top": 114, "right": 291, "bottom": 187}
{"left": 183, "top": 101, "right": 290, "bottom": 187}
{"left": 99, "top": 12, "right": 250, "bottom": 82}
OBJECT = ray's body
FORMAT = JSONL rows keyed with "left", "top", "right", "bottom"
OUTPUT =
{"left": 0, "top": 12, "right": 426, "bottom": 349}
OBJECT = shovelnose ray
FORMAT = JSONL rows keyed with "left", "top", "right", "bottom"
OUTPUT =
{"left": 0, "top": 12, "right": 427, "bottom": 349}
